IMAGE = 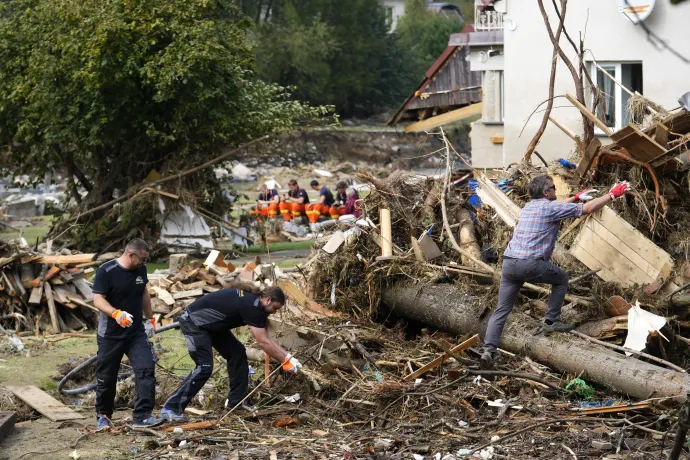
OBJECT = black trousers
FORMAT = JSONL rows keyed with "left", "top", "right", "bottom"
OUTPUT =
{"left": 163, "top": 317, "right": 248, "bottom": 414}
{"left": 96, "top": 331, "right": 156, "bottom": 422}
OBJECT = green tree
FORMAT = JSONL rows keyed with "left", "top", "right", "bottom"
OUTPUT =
{"left": 0, "top": 0, "right": 332, "bottom": 201}
{"left": 395, "top": 0, "right": 465, "bottom": 79}
{"left": 253, "top": 0, "right": 415, "bottom": 117}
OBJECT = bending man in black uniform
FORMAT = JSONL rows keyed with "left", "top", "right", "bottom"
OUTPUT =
{"left": 160, "top": 286, "right": 301, "bottom": 421}
{"left": 92, "top": 238, "right": 161, "bottom": 431}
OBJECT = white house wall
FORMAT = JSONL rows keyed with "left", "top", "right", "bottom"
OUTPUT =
{"left": 503, "top": 1, "right": 690, "bottom": 165}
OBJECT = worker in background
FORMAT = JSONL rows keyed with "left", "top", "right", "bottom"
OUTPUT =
{"left": 481, "top": 175, "right": 630, "bottom": 369}
{"left": 160, "top": 287, "right": 302, "bottom": 421}
{"left": 307, "top": 180, "right": 335, "bottom": 224}
{"left": 279, "top": 179, "right": 310, "bottom": 221}
{"left": 92, "top": 238, "right": 162, "bottom": 431}
{"left": 329, "top": 181, "right": 348, "bottom": 219}
{"left": 251, "top": 183, "right": 280, "bottom": 220}
{"left": 340, "top": 186, "right": 361, "bottom": 220}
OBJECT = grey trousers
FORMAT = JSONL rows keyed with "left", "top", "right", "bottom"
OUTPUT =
{"left": 483, "top": 258, "right": 569, "bottom": 353}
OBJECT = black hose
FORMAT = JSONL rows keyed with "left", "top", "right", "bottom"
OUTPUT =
{"left": 58, "top": 322, "right": 180, "bottom": 395}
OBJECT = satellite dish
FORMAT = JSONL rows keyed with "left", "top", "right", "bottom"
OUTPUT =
{"left": 479, "top": 51, "right": 488, "bottom": 63}
{"left": 505, "top": 18, "right": 517, "bottom": 31}
{"left": 619, "top": 0, "right": 655, "bottom": 24}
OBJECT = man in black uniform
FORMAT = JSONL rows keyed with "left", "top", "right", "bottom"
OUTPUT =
{"left": 92, "top": 238, "right": 161, "bottom": 431}
{"left": 160, "top": 286, "right": 301, "bottom": 421}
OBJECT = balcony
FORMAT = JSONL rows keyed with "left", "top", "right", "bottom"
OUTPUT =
{"left": 475, "top": 9, "right": 504, "bottom": 31}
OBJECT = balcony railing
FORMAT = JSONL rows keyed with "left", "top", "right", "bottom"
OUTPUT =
{"left": 475, "top": 10, "right": 504, "bottom": 30}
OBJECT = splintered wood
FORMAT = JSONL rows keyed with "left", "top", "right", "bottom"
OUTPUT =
{"left": 570, "top": 206, "right": 673, "bottom": 287}
{"left": 475, "top": 174, "right": 521, "bottom": 227}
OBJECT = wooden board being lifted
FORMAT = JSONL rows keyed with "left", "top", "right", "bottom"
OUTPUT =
{"left": 610, "top": 124, "right": 666, "bottom": 162}
{"left": 404, "top": 103, "right": 482, "bottom": 133}
{"left": 475, "top": 174, "right": 521, "bottom": 227}
{"left": 6, "top": 386, "right": 85, "bottom": 421}
{"left": 570, "top": 206, "right": 673, "bottom": 288}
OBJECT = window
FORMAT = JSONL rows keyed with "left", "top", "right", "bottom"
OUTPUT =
{"left": 589, "top": 62, "right": 643, "bottom": 133}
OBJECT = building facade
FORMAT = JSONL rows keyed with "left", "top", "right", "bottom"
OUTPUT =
{"left": 455, "top": 0, "right": 690, "bottom": 168}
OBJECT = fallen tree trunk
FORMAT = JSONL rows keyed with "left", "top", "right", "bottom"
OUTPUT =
{"left": 383, "top": 283, "right": 690, "bottom": 400}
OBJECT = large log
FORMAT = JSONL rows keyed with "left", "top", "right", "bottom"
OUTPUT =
{"left": 383, "top": 283, "right": 690, "bottom": 400}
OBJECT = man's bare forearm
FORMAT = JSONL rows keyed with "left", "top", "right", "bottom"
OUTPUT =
{"left": 582, "top": 194, "right": 613, "bottom": 215}
{"left": 142, "top": 290, "right": 153, "bottom": 319}
{"left": 93, "top": 294, "right": 116, "bottom": 316}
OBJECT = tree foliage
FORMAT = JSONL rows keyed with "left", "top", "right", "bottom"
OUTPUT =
{"left": 0, "top": 0, "right": 334, "bottom": 202}
{"left": 252, "top": 0, "right": 418, "bottom": 118}
{"left": 395, "top": 0, "right": 465, "bottom": 79}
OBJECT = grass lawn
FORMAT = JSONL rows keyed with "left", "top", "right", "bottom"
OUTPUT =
{"left": 0, "top": 216, "right": 52, "bottom": 243}
{"left": 243, "top": 240, "right": 314, "bottom": 253}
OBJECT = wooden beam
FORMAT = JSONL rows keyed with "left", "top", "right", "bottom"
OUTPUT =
{"left": 404, "top": 103, "right": 482, "bottom": 133}
{"left": 32, "top": 254, "right": 96, "bottom": 265}
{"left": 44, "top": 282, "right": 61, "bottom": 334}
{"left": 576, "top": 138, "right": 602, "bottom": 179}
{"left": 404, "top": 334, "right": 479, "bottom": 381}
{"left": 6, "top": 386, "right": 85, "bottom": 421}
{"left": 0, "top": 412, "right": 17, "bottom": 443}
{"left": 548, "top": 116, "right": 580, "bottom": 143}
{"left": 565, "top": 92, "right": 613, "bottom": 136}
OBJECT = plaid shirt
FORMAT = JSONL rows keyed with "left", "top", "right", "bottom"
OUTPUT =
{"left": 504, "top": 199, "right": 583, "bottom": 261}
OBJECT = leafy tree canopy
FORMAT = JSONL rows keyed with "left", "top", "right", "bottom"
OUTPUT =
{"left": 0, "top": 0, "right": 334, "bottom": 200}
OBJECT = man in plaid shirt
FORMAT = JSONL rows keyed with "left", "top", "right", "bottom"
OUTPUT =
{"left": 481, "top": 174, "right": 630, "bottom": 369}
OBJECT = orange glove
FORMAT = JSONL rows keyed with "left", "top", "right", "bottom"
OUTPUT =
{"left": 282, "top": 354, "right": 302, "bottom": 374}
{"left": 111, "top": 309, "right": 133, "bottom": 328}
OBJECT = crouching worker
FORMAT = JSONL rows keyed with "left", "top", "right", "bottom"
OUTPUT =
{"left": 160, "top": 286, "right": 302, "bottom": 421}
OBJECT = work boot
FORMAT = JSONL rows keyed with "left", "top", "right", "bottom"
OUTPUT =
{"left": 479, "top": 348, "right": 495, "bottom": 370}
{"left": 160, "top": 408, "right": 189, "bottom": 423}
{"left": 542, "top": 320, "right": 577, "bottom": 335}
{"left": 225, "top": 399, "right": 256, "bottom": 413}
{"left": 131, "top": 415, "right": 165, "bottom": 428}
{"left": 95, "top": 416, "right": 112, "bottom": 432}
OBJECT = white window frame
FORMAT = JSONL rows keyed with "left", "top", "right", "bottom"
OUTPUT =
{"left": 590, "top": 62, "right": 623, "bottom": 134}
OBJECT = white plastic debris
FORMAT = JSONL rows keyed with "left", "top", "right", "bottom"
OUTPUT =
{"left": 458, "top": 420, "right": 469, "bottom": 428}
{"left": 173, "top": 427, "right": 184, "bottom": 434}
{"left": 284, "top": 393, "right": 301, "bottom": 403}
{"left": 623, "top": 301, "right": 667, "bottom": 355}
{"left": 70, "top": 449, "right": 80, "bottom": 460}
{"left": 479, "top": 446, "right": 494, "bottom": 459}
{"left": 490, "top": 435, "right": 500, "bottom": 442}
{"left": 441, "top": 455, "right": 456, "bottom": 460}
{"left": 374, "top": 438, "right": 394, "bottom": 449}
{"left": 9, "top": 336, "right": 24, "bottom": 352}
{"left": 179, "top": 440, "right": 188, "bottom": 448}
{"left": 414, "top": 378, "right": 423, "bottom": 387}
{"left": 456, "top": 449, "right": 471, "bottom": 455}
{"left": 314, "top": 169, "right": 333, "bottom": 177}
{"left": 413, "top": 454, "right": 425, "bottom": 460}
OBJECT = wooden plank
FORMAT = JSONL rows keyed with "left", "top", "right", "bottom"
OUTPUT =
{"left": 6, "top": 386, "right": 85, "bottom": 421}
{"left": 404, "top": 102, "right": 483, "bottom": 133}
{"left": 278, "top": 279, "right": 340, "bottom": 318}
{"left": 654, "top": 123, "right": 669, "bottom": 148}
{"left": 410, "top": 236, "right": 425, "bottom": 262}
{"left": 44, "top": 282, "right": 61, "bottom": 333}
{"left": 569, "top": 207, "right": 673, "bottom": 287}
{"left": 52, "top": 286, "right": 72, "bottom": 303}
{"left": 153, "top": 286, "right": 175, "bottom": 306}
{"left": 28, "top": 285, "right": 43, "bottom": 305}
{"left": 549, "top": 116, "right": 580, "bottom": 142}
{"left": 490, "top": 136, "right": 504, "bottom": 144}
{"left": 584, "top": 219, "right": 661, "bottom": 280}
{"left": 72, "top": 278, "right": 94, "bottom": 302}
{"left": 576, "top": 138, "right": 602, "bottom": 178}
{"left": 32, "top": 254, "right": 96, "bottom": 265}
{"left": 475, "top": 174, "right": 521, "bottom": 227}
{"left": 59, "top": 271, "right": 73, "bottom": 283}
{"left": 164, "top": 306, "right": 183, "bottom": 319}
{"left": 202, "top": 285, "right": 221, "bottom": 293}
{"left": 610, "top": 124, "right": 665, "bottom": 162}
{"left": 565, "top": 92, "right": 613, "bottom": 136}
{"left": 182, "top": 280, "right": 207, "bottom": 291}
{"left": 0, "top": 412, "right": 17, "bottom": 443}
{"left": 593, "top": 206, "right": 673, "bottom": 274}
{"left": 171, "top": 289, "right": 204, "bottom": 300}
{"left": 404, "top": 335, "right": 480, "bottom": 381}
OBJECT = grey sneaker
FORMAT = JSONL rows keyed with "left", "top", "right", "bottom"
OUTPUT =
{"left": 542, "top": 320, "right": 577, "bottom": 335}
{"left": 480, "top": 349, "right": 495, "bottom": 370}
{"left": 225, "top": 399, "right": 256, "bottom": 412}
{"left": 131, "top": 415, "right": 165, "bottom": 428}
{"left": 160, "top": 408, "right": 189, "bottom": 423}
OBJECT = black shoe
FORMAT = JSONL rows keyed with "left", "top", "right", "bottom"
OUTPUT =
{"left": 480, "top": 349, "right": 495, "bottom": 370}
{"left": 225, "top": 399, "right": 256, "bottom": 413}
{"left": 542, "top": 320, "right": 577, "bottom": 335}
